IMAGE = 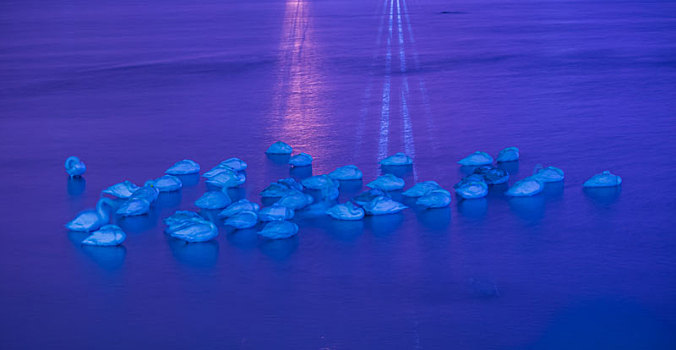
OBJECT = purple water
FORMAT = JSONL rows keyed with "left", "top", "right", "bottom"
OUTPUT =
{"left": 2, "top": 0, "right": 676, "bottom": 348}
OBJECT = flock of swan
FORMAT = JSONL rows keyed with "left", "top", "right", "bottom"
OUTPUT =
{"left": 65, "top": 142, "right": 622, "bottom": 246}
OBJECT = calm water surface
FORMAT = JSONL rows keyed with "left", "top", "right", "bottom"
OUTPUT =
{"left": 1, "top": 0, "right": 676, "bottom": 348}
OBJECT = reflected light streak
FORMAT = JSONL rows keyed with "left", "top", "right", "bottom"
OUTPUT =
{"left": 378, "top": 0, "right": 395, "bottom": 162}
{"left": 401, "top": 0, "right": 436, "bottom": 155}
{"left": 270, "top": 0, "right": 327, "bottom": 161}
{"left": 396, "top": 0, "right": 417, "bottom": 180}
{"left": 354, "top": 0, "right": 391, "bottom": 157}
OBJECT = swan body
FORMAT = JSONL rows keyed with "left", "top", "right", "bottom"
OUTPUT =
{"left": 152, "top": 175, "right": 182, "bottom": 192}
{"left": 167, "top": 217, "right": 218, "bottom": 243}
{"left": 329, "top": 165, "right": 363, "bottom": 180}
{"left": 506, "top": 177, "right": 544, "bottom": 197}
{"left": 584, "top": 171, "right": 622, "bottom": 187}
{"left": 321, "top": 185, "right": 340, "bottom": 201}
{"left": 289, "top": 152, "right": 313, "bottom": 167}
{"left": 532, "top": 165, "right": 565, "bottom": 182}
{"left": 302, "top": 175, "right": 339, "bottom": 190}
{"left": 363, "top": 196, "right": 408, "bottom": 215}
{"left": 326, "top": 202, "right": 365, "bottom": 220}
{"left": 164, "top": 211, "right": 202, "bottom": 227}
{"left": 458, "top": 151, "right": 493, "bottom": 166}
{"left": 66, "top": 198, "right": 113, "bottom": 232}
{"left": 353, "top": 189, "right": 389, "bottom": 206}
{"left": 218, "top": 157, "right": 247, "bottom": 172}
{"left": 276, "top": 190, "right": 314, "bottom": 210}
{"left": 278, "top": 178, "right": 304, "bottom": 191}
{"left": 102, "top": 180, "right": 139, "bottom": 199}
{"left": 261, "top": 183, "right": 292, "bottom": 198}
{"left": 261, "top": 178, "right": 303, "bottom": 198}
{"left": 195, "top": 191, "right": 232, "bottom": 209}
{"left": 473, "top": 166, "right": 510, "bottom": 185}
{"left": 259, "top": 205, "right": 295, "bottom": 221}
{"left": 65, "top": 156, "right": 86, "bottom": 177}
{"left": 380, "top": 152, "right": 413, "bottom": 166}
{"left": 367, "top": 174, "right": 405, "bottom": 191}
{"left": 417, "top": 189, "right": 452, "bottom": 208}
{"left": 266, "top": 141, "right": 293, "bottom": 155}
{"left": 205, "top": 169, "right": 246, "bottom": 188}
{"left": 166, "top": 159, "right": 200, "bottom": 175}
{"left": 402, "top": 181, "right": 441, "bottom": 197}
{"left": 81, "top": 225, "right": 126, "bottom": 246}
{"left": 203, "top": 166, "right": 232, "bottom": 179}
{"left": 302, "top": 175, "right": 339, "bottom": 200}
{"left": 455, "top": 175, "right": 489, "bottom": 199}
{"left": 496, "top": 147, "right": 520, "bottom": 162}
{"left": 218, "top": 199, "right": 260, "bottom": 218}
{"left": 258, "top": 221, "right": 299, "bottom": 239}
{"left": 116, "top": 197, "right": 150, "bottom": 216}
{"left": 224, "top": 211, "right": 258, "bottom": 229}
{"left": 130, "top": 183, "right": 159, "bottom": 203}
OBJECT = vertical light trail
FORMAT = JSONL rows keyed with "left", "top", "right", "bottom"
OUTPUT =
{"left": 270, "top": 0, "right": 327, "bottom": 159}
{"left": 396, "top": 0, "right": 417, "bottom": 180}
{"left": 378, "top": 0, "right": 394, "bottom": 162}
{"left": 355, "top": 0, "right": 391, "bottom": 157}
{"left": 401, "top": 0, "right": 436, "bottom": 154}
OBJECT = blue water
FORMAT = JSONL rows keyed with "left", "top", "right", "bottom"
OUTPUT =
{"left": 2, "top": 0, "right": 676, "bottom": 348}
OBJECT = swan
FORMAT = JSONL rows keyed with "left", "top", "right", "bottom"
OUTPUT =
{"left": 259, "top": 205, "right": 295, "bottom": 221}
{"left": 164, "top": 211, "right": 202, "bottom": 227}
{"left": 473, "top": 166, "right": 509, "bottom": 185}
{"left": 506, "top": 177, "right": 544, "bottom": 197}
{"left": 302, "top": 175, "right": 339, "bottom": 200}
{"left": 496, "top": 147, "right": 519, "bottom": 162}
{"left": 380, "top": 152, "right": 413, "bottom": 166}
{"left": 81, "top": 225, "right": 126, "bottom": 246}
{"left": 329, "top": 165, "right": 363, "bottom": 180}
{"left": 278, "top": 178, "right": 304, "bottom": 191}
{"left": 102, "top": 180, "right": 139, "bottom": 199}
{"left": 289, "top": 152, "right": 313, "bottom": 167}
{"left": 402, "top": 181, "right": 441, "bottom": 197}
{"left": 417, "top": 189, "right": 452, "bottom": 208}
{"left": 224, "top": 211, "right": 258, "bottom": 229}
{"left": 353, "top": 189, "right": 389, "bottom": 206}
{"left": 203, "top": 166, "right": 233, "bottom": 179}
{"left": 454, "top": 175, "right": 489, "bottom": 199}
{"left": 266, "top": 141, "right": 293, "bottom": 155}
{"left": 261, "top": 182, "right": 292, "bottom": 198}
{"left": 302, "top": 175, "right": 339, "bottom": 190}
{"left": 261, "top": 178, "right": 304, "bottom": 198}
{"left": 367, "top": 174, "right": 405, "bottom": 191}
{"left": 166, "top": 159, "right": 200, "bottom": 175}
{"left": 458, "top": 151, "right": 493, "bottom": 166}
{"left": 65, "top": 156, "right": 86, "bottom": 177}
{"left": 326, "top": 202, "right": 365, "bottom": 220}
{"left": 217, "top": 157, "right": 247, "bottom": 172}
{"left": 66, "top": 198, "right": 114, "bottom": 232}
{"left": 258, "top": 221, "right": 299, "bottom": 239}
{"left": 151, "top": 175, "right": 182, "bottom": 192}
{"left": 116, "top": 197, "right": 151, "bottom": 216}
{"left": 115, "top": 182, "right": 160, "bottom": 217}
{"left": 532, "top": 165, "right": 564, "bottom": 182}
{"left": 584, "top": 171, "right": 622, "bottom": 187}
{"left": 276, "top": 190, "right": 314, "bottom": 210}
{"left": 130, "top": 182, "right": 160, "bottom": 203}
{"left": 205, "top": 168, "right": 246, "bottom": 188}
{"left": 363, "top": 196, "right": 408, "bottom": 215}
{"left": 218, "top": 199, "right": 260, "bottom": 218}
{"left": 195, "top": 190, "right": 232, "bottom": 209}
{"left": 166, "top": 217, "right": 218, "bottom": 243}
{"left": 320, "top": 185, "right": 340, "bottom": 201}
